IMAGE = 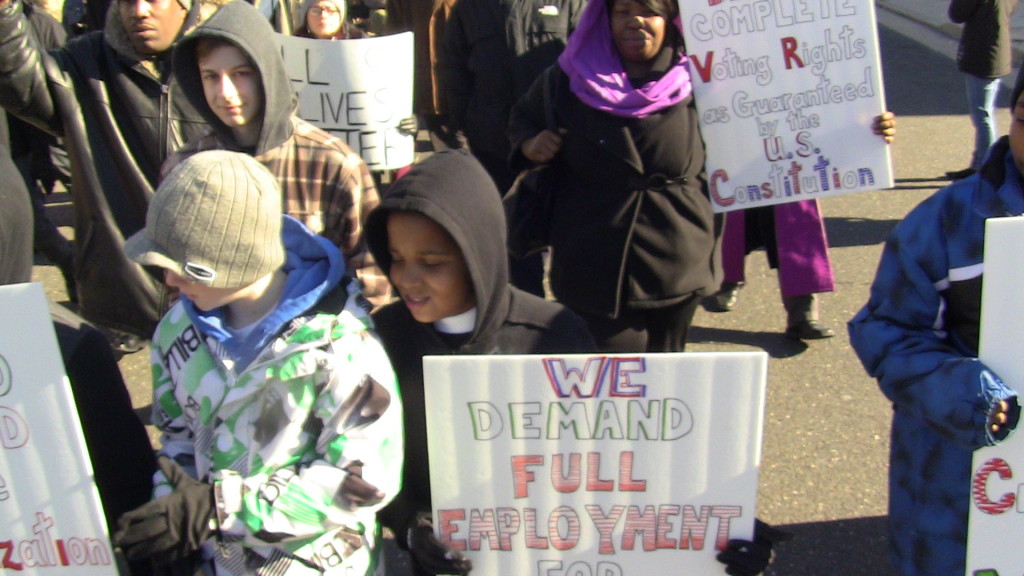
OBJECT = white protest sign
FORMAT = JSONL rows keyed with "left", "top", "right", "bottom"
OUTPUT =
{"left": 277, "top": 32, "right": 415, "bottom": 170}
{"left": 0, "top": 283, "right": 117, "bottom": 575}
{"left": 424, "top": 352, "right": 767, "bottom": 576}
{"left": 967, "top": 216, "right": 1024, "bottom": 576}
{"left": 679, "top": 0, "right": 894, "bottom": 213}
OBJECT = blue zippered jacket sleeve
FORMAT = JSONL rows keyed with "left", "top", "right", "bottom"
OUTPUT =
{"left": 849, "top": 183, "right": 1016, "bottom": 449}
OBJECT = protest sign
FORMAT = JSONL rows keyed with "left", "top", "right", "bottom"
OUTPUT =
{"left": 277, "top": 32, "right": 414, "bottom": 170}
{"left": 0, "top": 283, "right": 117, "bottom": 575}
{"left": 679, "top": 0, "right": 894, "bottom": 212}
{"left": 424, "top": 352, "right": 767, "bottom": 576}
{"left": 967, "top": 216, "right": 1024, "bottom": 576}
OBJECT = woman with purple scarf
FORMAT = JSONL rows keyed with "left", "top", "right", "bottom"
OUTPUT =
{"left": 508, "top": 0, "right": 715, "bottom": 353}
{"left": 509, "top": 0, "right": 896, "bottom": 352}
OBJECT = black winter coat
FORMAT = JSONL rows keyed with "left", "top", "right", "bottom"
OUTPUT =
{"left": 508, "top": 66, "right": 721, "bottom": 318}
{"left": 949, "top": 0, "right": 1019, "bottom": 78}
{"left": 0, "top": 1, "right": 208, "bottom": 336}
{"left": 442, "top": 0, "right": 582, "bottom": 175}
{"left": 0, "top": 111, "right": 31, "bottom": 284}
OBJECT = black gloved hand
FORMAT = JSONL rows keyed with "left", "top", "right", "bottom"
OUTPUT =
{"left": 113, "top": 456, "right": 217, "bottom": 564}
{"left": 716, "top": 519, "right": 792, "bottom": 576}
{"left": 407, "top": 512, "right": 473, "bottom": 576}
{"left": 338, "top": 462, "right": 385, "bottom": 509}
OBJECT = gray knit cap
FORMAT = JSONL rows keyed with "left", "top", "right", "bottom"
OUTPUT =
{"left": 125, "top": 150, "right": 285, "bottom": 289}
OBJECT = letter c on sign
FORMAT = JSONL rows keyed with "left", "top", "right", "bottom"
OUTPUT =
{"left": 709, "top": 170, "right": 734, "bottom": 208}
{"left": 972, "top": 457, "right": 1015, "bottom": 515}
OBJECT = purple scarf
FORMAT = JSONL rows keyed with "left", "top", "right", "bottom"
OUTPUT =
{"left": 558, "top": 0, "right": 691, "bottom": 118}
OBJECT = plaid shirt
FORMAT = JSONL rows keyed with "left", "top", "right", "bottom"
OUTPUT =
{"left": 165, "top": 117, "right": 392, "bottom": 305}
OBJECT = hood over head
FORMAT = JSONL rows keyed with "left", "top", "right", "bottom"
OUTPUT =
{"left": 104, "top": 0, "right": 202, "bottom": 76}
{"left": 365, "top": 149, "right": 511, "bottom": 341}
{"left": 173, "top": 0, "right": 297, "bottom": 155}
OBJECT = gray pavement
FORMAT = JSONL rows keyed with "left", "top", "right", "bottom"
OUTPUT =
{"left": 25, "top": 5, "right": 996, "bottom": 575}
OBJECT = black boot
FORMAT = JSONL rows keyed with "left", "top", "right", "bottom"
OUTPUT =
{"left": 783, "top": 294, "right": 834, "bottom": 340}
{"left": 704, "top": 282, "right": 743, "bottom": 313}
{"left": 945, "top": 167, "right": 976, "bottom": 180}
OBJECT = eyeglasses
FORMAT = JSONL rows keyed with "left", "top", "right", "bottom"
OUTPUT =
{"left": 309, "top": 5, "right": 339, "bottom": 16}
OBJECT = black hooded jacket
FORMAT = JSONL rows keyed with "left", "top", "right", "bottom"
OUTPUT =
{"left": 364, "top": 149, "right": 595, "bottom": 535}
{"left": 0, "top": 111, "right": 31, "bottom": 284}
{"left": 0, "top": 0, "right": 208, "bottom": 336}
{"left": 172, "top": 0, "right": 296, "bottom": 156}
{"left": 442, "top": 0, "right": 584, "bottom": 185}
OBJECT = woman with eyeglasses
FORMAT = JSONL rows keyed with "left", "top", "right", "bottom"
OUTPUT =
{"left": 294, "top": 0, "right": 365, "bottom": 39}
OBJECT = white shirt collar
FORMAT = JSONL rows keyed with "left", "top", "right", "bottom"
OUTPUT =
{"left": 434, "top": 307, "right": 477, "bottom": 334}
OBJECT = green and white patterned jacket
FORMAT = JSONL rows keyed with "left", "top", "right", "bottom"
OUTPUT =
{"left": 149, "top": 218, "right": 403, "bottom": 576}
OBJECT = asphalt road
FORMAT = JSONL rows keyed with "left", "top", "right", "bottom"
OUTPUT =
{"left": 28, "top": 8, "right": 999, "bottom": 575}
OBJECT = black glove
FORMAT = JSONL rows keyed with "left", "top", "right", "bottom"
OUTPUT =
{"left": 407, "top": 512, "right": 473, "bottom": 576}
{"left": 339, "top": 462, "right": 385, "bottom": 509}
{"left": 716, "top": 519, "right": 792, "bottom": 576}
{"left": 989, "top": 394, "right": 1021, "bottom": 442}
{"left": 113, "top": 456, "right": 217, "bottom": 564}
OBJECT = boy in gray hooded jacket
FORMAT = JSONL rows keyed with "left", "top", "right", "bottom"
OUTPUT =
{"left": 166, "top": 0, "right": 390, "bottom": 305}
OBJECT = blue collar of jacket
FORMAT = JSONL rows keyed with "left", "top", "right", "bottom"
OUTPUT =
{"left": 182, "top": 216, "right": 346, "bottom": 369}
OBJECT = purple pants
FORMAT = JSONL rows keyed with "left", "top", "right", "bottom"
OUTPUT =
{"left": 721, "top": 199, "right": 834, "bottom": 298}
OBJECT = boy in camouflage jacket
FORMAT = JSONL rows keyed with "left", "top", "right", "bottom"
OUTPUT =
{"left": 114, "top": 150, "right": 403, "bottom": 576}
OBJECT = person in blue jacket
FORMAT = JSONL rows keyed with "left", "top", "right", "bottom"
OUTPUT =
{"left": 848, "top": 69, "right": 1024, "bottom": 576}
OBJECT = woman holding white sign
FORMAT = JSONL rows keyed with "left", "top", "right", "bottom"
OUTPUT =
{"left": 291, "top": 0, "right": 419, "bottom": 194}
{"left": 509, "top": 0, "right": 896, "bottom": 352}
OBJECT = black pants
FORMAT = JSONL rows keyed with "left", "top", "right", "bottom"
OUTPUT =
{"left": 575, "top": 294, "right": 701, "bottom": 353}
{"left": 51, "top": 305, "right": 157, "bottom": 530}
{"left": 52, "top": 306, "right": 156, "bottom": 576}
{"left": 15, "top": 154, "right": 73, "bottom": 270}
